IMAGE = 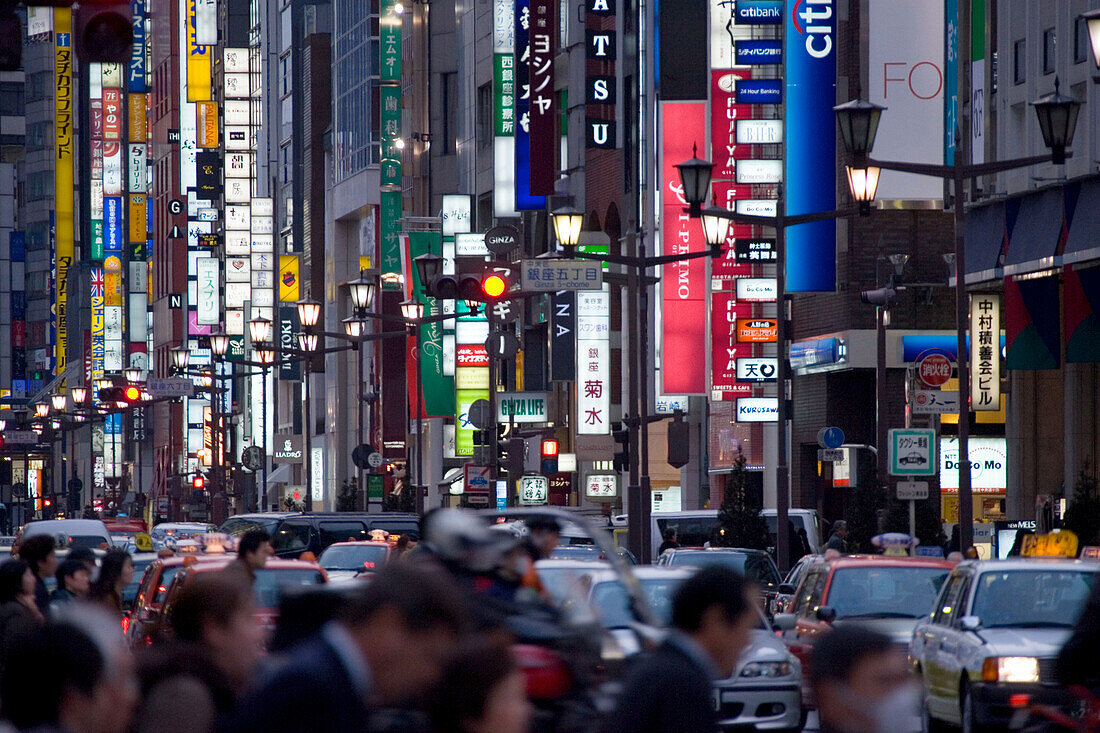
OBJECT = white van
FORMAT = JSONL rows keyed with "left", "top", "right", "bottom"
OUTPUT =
{"left": 612, "top": 509, "right": 824, "bottom": 562}
{"left": 22, "top": 518, "right": 112, "bottom": 551}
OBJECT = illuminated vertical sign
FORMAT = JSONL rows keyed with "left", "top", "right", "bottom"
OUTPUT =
{"left": 970, "top": 293, "right": 1000, "bottom": 411}
{"left": 379, "top": 0, "right": 403, "bottom": 288}
{"left": 584, "top": 0, "right": 616, "bottom": 149}
{"left": 784, "top": 0, "right": 836, "bottom": 292}
{"left": 196, "top": 258, "right": 220, "bottom": 325}
{"left": 528, "top": 0, "right": 557, "bottom": 193}
{"left": 493, "top": 0, "right": 517, "bottom": 217}
{"left": 576, "top": 290, "right": 610, "bottom": 434}
{"left": 54, "top": 9, "right": 73, "bottom": 374}
{"left": 660, "top": 102, "right": 707, "bottom": 395}
{"left": 186, "top": 0, "right": 211, "bottom": 101}
{"left": 710, "top": 291, "right": 754, "bottom": 400}
{"left": 513, "top": 0, "right": 546, "bottom": 210}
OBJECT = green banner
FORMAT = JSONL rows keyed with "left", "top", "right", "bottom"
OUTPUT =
{"left": 408, "top": 232, "right": 454, "bottom": 417}
{"left": 380, "top": 190, "right": 402, "bottom": 289}
{"left": 91, "top": 220, "right": 104, "bottom": 261}
{"left": 494, "top": 54, "right": 515, "bottom": 137}
{"left": 380, "top": 84, "right": 402, "bottom": 187}
{"left": 380, "top": 0, "right": 402, "bottom": 82}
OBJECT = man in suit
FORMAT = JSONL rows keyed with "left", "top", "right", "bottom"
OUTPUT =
{"left": 610, "top": 565, "right": 757, "bottom": 732}
{"left": 231, "top": 563, "right": 469, "bottom": 733}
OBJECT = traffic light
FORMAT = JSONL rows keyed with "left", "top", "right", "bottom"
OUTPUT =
{"left": 75, "top": 1, "right": 134, "bottom": 64}
{"left": 192, "top": 474, "right": 206, "bottom": 491}
{"left": 540, "top": 438, "right": 558, "bottom": 474}
{"left": 425, "top": 267, "right": 512, "bottom": 303}
{"left": 506, "top": 438, "right": 525, "bottom": 475}
{"left": 0, "top": 3, "right": 21, "bottom": 72}
{"left": 860, "top": 287, "right": 896, "bottom": 306}
{"left": 613, "top": 421, "right": 630, "bottom": 472}
{"left": 99, "top": 383, "right": 143, "bottom": 406}
{"left": 667, "top": 416, "right": 690, "bottom": 469}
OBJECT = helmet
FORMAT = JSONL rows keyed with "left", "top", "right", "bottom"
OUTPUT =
{"left": 423, "top": 509, "right": 522, "bottom": 573}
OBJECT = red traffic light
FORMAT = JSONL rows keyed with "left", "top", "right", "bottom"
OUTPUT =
{"left": 192, "top": 476, "right": 205, "bottom": 490}
{"left": 541, "top": 438, "right": 559, "bottom": 458}
{"left": 124, "top": 385, "right": 142, "bottom": 401}
{"left": 482, "top": 274, "right": 507, "bottom": 300}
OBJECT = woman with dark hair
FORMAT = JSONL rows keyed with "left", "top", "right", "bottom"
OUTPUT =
{"left": 18, "top": 534, "right": 58, "bottom": 616}
{"left": 430, "top": 635, "right": 531, "bottom": 733}
{"left": 0, "top": 558, "right": 43, "bottom": 669}
{"left": 89, "top": 548, "right": 134, "bottom": 616}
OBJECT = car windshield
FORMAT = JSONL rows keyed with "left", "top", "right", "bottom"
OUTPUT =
{"left": 666, "top": 551, "right": 781, "bottom": 587}
{"left": 67, "top": 535, "right": 107, "bottom": 551}
{"left": 220, "top": 516, "right": 282, "bottom": 538}
{"left": 537, "top": 566, "right": 603, "bottom": 606}
{"left": 972, "top": 569, "right": 1095, "bottom": 628}
{"left": 826, "top": 566, "right": 949, "bottom": 619}
{"left": 124, "top": 559, "right": 155, "bottom": 604}
{"left": 252, "top": 568, "right": 326, "bottom": 609}
{"left": 318, "top": 545, "right": 389, "bottom": 572}
{"left": 590, "top": 577, "right": 686, "bottom": 628}
{"left": 656, "top": 517, "right": 719, "bottom": 547}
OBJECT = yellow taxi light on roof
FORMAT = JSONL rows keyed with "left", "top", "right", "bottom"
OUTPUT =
{"left": 1020, "top": 530, "right": 1078, "bottom": 558}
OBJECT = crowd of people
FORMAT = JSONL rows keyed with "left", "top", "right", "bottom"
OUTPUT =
{"left": 0, "top": 510, "right": 1095, "bottom": 733}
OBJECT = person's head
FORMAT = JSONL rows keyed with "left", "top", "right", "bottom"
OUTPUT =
{"left": 170, "top": 571, "right": 263, "bottom": 689}
{"left": 57, "top": 559, "right": 92, "bottom": 598}
{"left": 525, "top": 516, "right": 560, "bottom": 558}
{"left": 810, "top": 626, "right": 917, "bottom": 733}
{"left": 832, "top": 520, "right": 848, "bottom": 538}
{"left": 671, "top": 566, "right": 757, "bottom": 677}
{"left": 0, "top": 558, "right": 33, "bottom": 604}
{"left": 20, "top": 534, "right": 58, "bottom": 578}
{"left": 68, "top": 547, "right": 99, "bottom": 574}
{"left": 341, "top": 564, "right": 469, "bottom": 706}
{"left": 395, "top": 534, "right": 411, "bottom": 551}
{"left": 430, "top": 634, "right": 531, "bottom": 733}
{"left": 4, "top": 607, "right": 138, "bottom": 733}
{"left": 91, "top": 548, "right": 133, "bottom": 599}
{"left": 663, "top": 528, "right": 677, "bottom": 542}
{"left": 237, "top": 529, "right": 274, "bottom": 570}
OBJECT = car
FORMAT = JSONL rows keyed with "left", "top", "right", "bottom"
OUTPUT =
{"left": 540, "top": 563, "right": 803, "bottom": 732}
{"left": 316, "top": 541, "right": 393, "bottom": 582}
{"left": 22, "top": 518, "right": 111, "bottom": 551}
{"left": 772, "top": 554, "right": 821, "bottom": 616}
{"left": 122, "top": 552, "right": 161, "bottom": 611}
{"left": 230, "top": 512, "right": 420, "bottom": 559}
{"left": 910, "top": 558, "right": 1098, "bottom": 732}
{"left": 773, "top": 554, "right": 955, "bottom": 708}
{"left": 155, "top": 556, "right": 328, "bottom": 642}
{"left": 149, "top": 522, "right": 217, "bottom": 549}
{"left": 547, "top": 544, "right": 637, "bottom": 564}
{"left": 126, "top": 553, "right": 231, "bottom": 647}
{"left": 899, "top": 451, "right": 926, "bottom": 465}
{"left": 218, "top": 512, "right": 297, "bottom": 540}
{"left": 657, "top": 548, "right": 783, "bottom": 615}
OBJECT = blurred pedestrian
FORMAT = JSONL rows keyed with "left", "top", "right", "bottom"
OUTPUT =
{"left": 133, "top": 572, "right": 262, "bottom": 733}
{"left": 429, "top": 635, "right": 531, "bottom": 733}
{"left": 88, "top": 548, "right": 134, "bottom": 617}
{"left": 811, "top": 625, "right": 920, "bottom": 733}
{"left": 67, "top": 547, "right": 99, "bottom": 576}
{"left": 51, "top": 558, "right": 92, "bottom": 611}
{"left": 226, "top": 529, "right": 273, "bottom": 585}
{"left": 2, "top": 605, "right": 138, "bottom": 733}
{"left": 393, "top": 534, "right": 411, "bottom": 559}
{"left": 610, "top": 565, "right": 757, "bottom": 732}
{"left": 18, "top": 534, "right": 57, "bottom": 617}
{"left": 525, "top": 516, "right": 560, "bottom": 561}
{"left": 230, "top": 563, "right": 470, "bottom": 733}
{"left": 945, "top": 524, "right": 961, "bottom": 555}
{"left": 826, "top": 520, "right": 849, "bottom": 553}
{"left": 658, "top": 528, "right": 680, "bottom": 556}
{"left": 0, "top": 559, "right": 43, "bottom": 673}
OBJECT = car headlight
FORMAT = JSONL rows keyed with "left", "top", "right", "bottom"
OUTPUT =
{"left": 981, "top": 656, "right": 1039, "bottom": 683}
{"left": 739, "top": 661, "right": 793, "bottom": 678}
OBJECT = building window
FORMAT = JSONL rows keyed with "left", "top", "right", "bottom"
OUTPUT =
{"left": 476, "top": 83, "right": 492, "bottom": 150}
{"left": 1042, "top": 28, "right": 1056, "bottom": 75}
{"left": 1075, "top": 16, "right": 1089, "bottom": 64}
{"left": 441, "top": 72, "right": 457, "bottom": 155}
{"left": 1014, "top": 39, "right": 1026, "bottom": 84}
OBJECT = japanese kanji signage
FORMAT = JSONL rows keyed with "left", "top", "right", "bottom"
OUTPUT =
{"left": 380, "top": 0, "right": 404, "bottom": 286}
{"left": 521, "top": 260, "right": 603, "bottom": 292}
{"left": 493, "top": 0, "right": 517, "bottom": 216}
{"left": 195, "top": 258, "right": 219, "bottom": 325}
{"left": 380, "top": 0, "right": 402, "bottom": 81}
{"left": 889, "top": 428, "right": 936, "bottom": 476}
{"left": 969, "top": 293, "right": 1000, "bottom": 411}
{"left": 710, "top": 291, "right": 753, "bottom": 400}
{"left": 585, "top": 474, "right": 618, "bottom": 499}
{"left": 528, "top": 0, "right": 557, "bottom": 193}
{"left": 576, "top": 290, "right": 610, "bottom": 435}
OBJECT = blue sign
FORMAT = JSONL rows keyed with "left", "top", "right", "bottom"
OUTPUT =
{"left": 735, "top": 40, "right": 783, "bottom": 64}
{"left": 104, "top": 197, "right": 123, "bottom": 254}
{"left": 915, "top": 546, "right": 945, "bottom": 558}
{"left": 785, "top": 0, "right": 836, "bottom": 292}
{"left": 735, "top": 79, "right": 783, "bottom": 104}
{"left": 496, "top": 495, "right": 507, "bottom": 510}
{"left": 821, "top": 426, "right": 844, "bottom": 450}
{"left": 790, "top": 337, "right": 841, "bottom": 369}
{"left": 902, "top": 334, "right": 1007, "bottom": 363}
{"left": 735, "top": 0, "right": 782, "bottom": 24}
{"left": 129, "top": 0, "right": 145, "bottom": 93}
{"left": 9, "top": 231, "right": 24, "bottom": 262}
{"left": 944, "top": 0, "right": 958, "bottom": 165}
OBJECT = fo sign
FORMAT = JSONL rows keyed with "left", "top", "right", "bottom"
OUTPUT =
{"left": 917, "top": 353, "right": 952, "bottom": 387}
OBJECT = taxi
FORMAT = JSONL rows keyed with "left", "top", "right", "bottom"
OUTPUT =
{"left": 773, "top": 548, "right": 955, "bottom": 706}
{"left": 127, "top": 552, "right": 229, "bottom": 647}
{"left": 909, "top": 541, "right": 1097, "bottom": 732}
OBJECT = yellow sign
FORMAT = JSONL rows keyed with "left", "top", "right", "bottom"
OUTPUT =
{"left": 359, "top": 256, "right": 372, "bottom": 272}
{"left": 54, "top": 9, "right": 74, "bottom": 374}
{"left": 128, "top": 195, "right": 146, "bottom": 244}
{"left": 1021, "top": 530, "right": 1078, "bottom": 558}
{"left": 128, "top": 94, "right": 147, "bottom": 142}
{"left": 186, "top": 0, "right": 211, "bottom": 102}
{"left": 196, "top": 101, "right": 218, "bottom": 148}
{"left": 279, "top": 255, "right": 300, "bottom": 302}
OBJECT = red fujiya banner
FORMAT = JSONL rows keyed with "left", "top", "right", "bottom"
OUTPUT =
{"left": 711, "top": 69, "right": 755, "bottom": 280}
{"left": 661, "top": 102, "right": 707, "bottom": 395}
{"left": 711, "top": 291, "right": 754, "bottom": 399}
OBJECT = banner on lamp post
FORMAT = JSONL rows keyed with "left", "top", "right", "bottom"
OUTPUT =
{"left": 969, "top": 293, "right": 1000, "bottom": 411}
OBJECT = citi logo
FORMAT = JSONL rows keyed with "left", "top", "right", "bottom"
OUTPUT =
{"left": 735, "top": 1, "right": 782, "bottom": 23}
{"left": 792, "top": 0, "right": 834, "bottom": 59}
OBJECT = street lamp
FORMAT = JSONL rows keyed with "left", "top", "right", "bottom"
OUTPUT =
{"left": 833, "top": 97, "right": 884, "bottom": 161}
{"left": 834, "top": 80, "right": 1082, "bottom": 553}
{"left": 71, "top": 386, "right": 87, "bottom": 406}
{"left": 34, "top": 402, "right": 49, "bottom": 419}
{"left": 552, "top": 207, "right": 584, "bottom": 249}
{"left": 413, "top": 254, "right": 444, "bottom": 293}
{"left": 700, "top": 206, "right": 733, "bottom": 248}
{"left": 342, "top": 317, "right": 365, "bottom": 339}
{"left": 297, "top": 298, "right": 322, "bottom": 329}
{"left": 209, "top": 331, "right": 230, "bottom": 358}
{"left": 297, "top": 325, "right": 320, "bottom": 511}
{"left": 123, "top": 367, "right": 145, "bottom": 384}
{"left": 347, "top": 275, "right": 377, "bottom": 312}
{"left": 401, "top": 299, "right": 427, "bottom": 513}
{"left": 400, "top": 298, "right": 424, "bottom": 321}
{"left": 248, "top": 316, "right": 272, "bottom": 345}
{"left": 845, "top": 165, "right": 882, "bottom": 214}
{"left": 1082, "top": 9, "right": 1100, "bottom": 74}
{"left": 171, "top": 346, "right": 190, "bottom": 372}
{"left": 674, "top": 146, "right": 713, "bottom": 217}
{"left": 51, "top": 393, "right": 66, "bottom": 413}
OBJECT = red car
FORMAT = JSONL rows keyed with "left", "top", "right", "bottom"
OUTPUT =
{"left": 127, "top": 554, "right": 229, "bottom": 646}
{"left": 774, "top": 553, "right": 955, "bottom": 708}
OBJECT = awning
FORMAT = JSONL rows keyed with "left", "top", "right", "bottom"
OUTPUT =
{"left": 266, "top": 464, "right": 292, "bottom": 484}
{"left": 1064, "top": 179, "right": 1100, "bottom": 266}
{"left": 1006, "top": 275, "right": 1060, "bottom": 370}
{"left": 1065, "top": 265, "right": 1100, "bottom": 363}
{"left": 964, "top": 201, "right": 1005, "bottom": 284}
{"left": 1003, "top": 189, "right": 1064, "bottom": 276}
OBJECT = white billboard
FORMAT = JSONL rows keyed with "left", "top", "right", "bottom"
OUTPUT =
{"left": 939, "top": 437, "right": 1007, "bottom": 492}
{"left": 868, "top": 0, "right": 945, "bottom": 200}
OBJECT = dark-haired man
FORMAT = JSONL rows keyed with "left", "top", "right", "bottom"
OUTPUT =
{"left": 611, "top": 565, "right": 757, "bottom": 732}
{"left": 225, "top": 529, "right": 273, "bottom": 585}
{"left": 230, "top": 564, "right": 470, "bottom": 733}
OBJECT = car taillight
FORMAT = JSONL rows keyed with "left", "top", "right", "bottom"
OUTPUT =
{"left": 121, "top": 616, "right": 130, "bottom": 634}
{"left": 512, "top": 644, "right": 572, "bottom": 700}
